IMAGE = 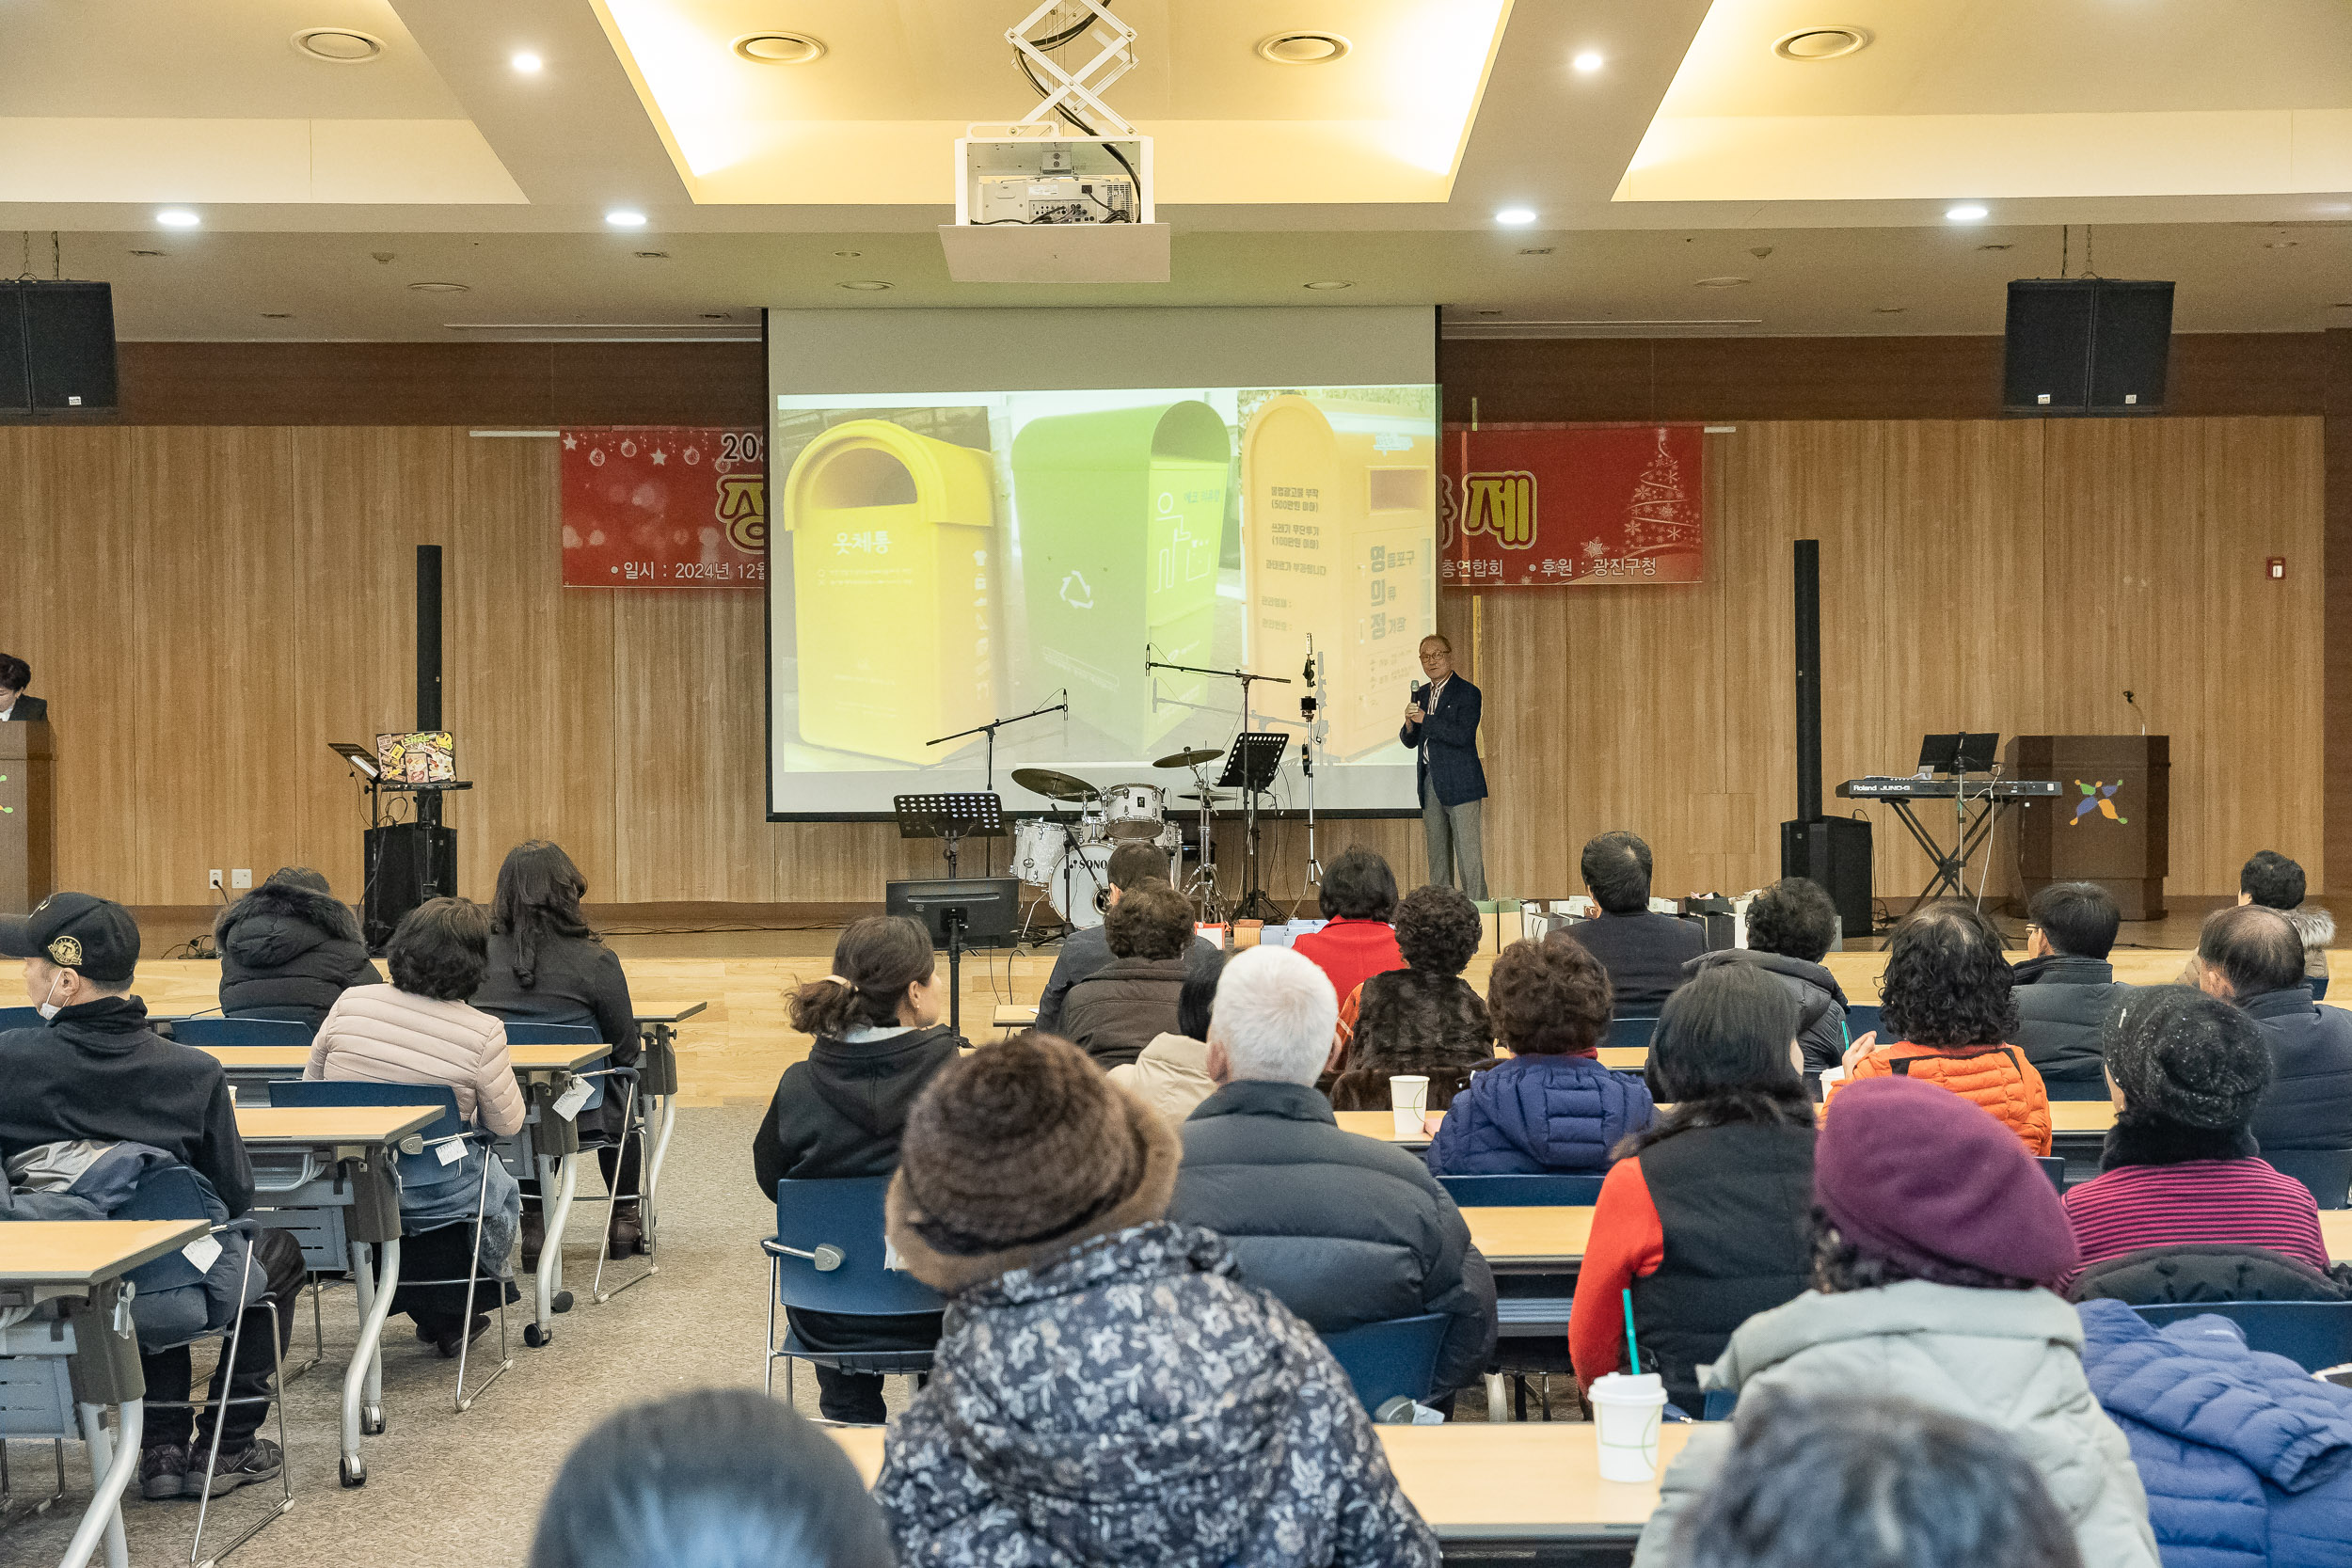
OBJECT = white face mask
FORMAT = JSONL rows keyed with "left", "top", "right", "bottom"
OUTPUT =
{"left": 36, "top": 974, "right": 64, "bottom": 1021}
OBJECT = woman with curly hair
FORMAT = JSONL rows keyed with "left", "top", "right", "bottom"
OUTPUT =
{"left": 1427, "top": 935, "right": 1653, "bottom": 1173}
{"left": 1825, "top": 900, "right": 2050, "bottom": 1155}
{"left": 1329, "top": 885, "right": 1494, "bottom": 1111}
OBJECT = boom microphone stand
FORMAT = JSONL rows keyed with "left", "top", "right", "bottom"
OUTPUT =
{"left": 926, "top": 692, "right": 1068, "bottom": 878}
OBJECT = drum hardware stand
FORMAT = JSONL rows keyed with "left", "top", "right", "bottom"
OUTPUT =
{"left": 1218, "top": 733, "right": 1292, "bottom": 925}
{"left": 926, "top": 692, "right": 1067, "bottom": 878}
{"left": 1178, "top": 759, "right": 1229, "bottom": 925}
{"left": 1148, "top": 656, "right": 1292, "bottom": 924}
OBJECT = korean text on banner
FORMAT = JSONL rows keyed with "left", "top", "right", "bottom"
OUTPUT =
{"left": 1439, "top": 424, "right": 1705, "bottom": 588}
{"left": 562, "top": 427, "right": 768, "bottom": 587}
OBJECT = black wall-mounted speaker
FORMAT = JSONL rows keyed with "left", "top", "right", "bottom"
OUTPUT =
{"left": 0, "top": 281, "right": 118, "bottom": 416}
{"left": 2002, "top": 277, "right": 2172, "bottom": 415}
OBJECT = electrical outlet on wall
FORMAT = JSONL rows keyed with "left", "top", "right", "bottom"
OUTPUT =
{"left": 208, "top": 869, "right": 223, "bottom": 890}
{"left": 230, "top": 869, "right": 253, "bottom": 889}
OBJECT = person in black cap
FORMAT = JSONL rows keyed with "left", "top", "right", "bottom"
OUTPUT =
{"left": 0, "top": 893, "right": 305, "bottom": 1500}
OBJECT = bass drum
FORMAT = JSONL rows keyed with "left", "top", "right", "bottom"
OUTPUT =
{"left": 1045, "top": 844, "right": 1116, "bottom": 930}
{"left": 1008, "top": 819, "right": 1068, "bottom": 887}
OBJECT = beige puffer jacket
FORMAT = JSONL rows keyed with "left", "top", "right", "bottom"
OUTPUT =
{"left": 1107, "top": 1033, "right": 1216, "bottom": 1126}
{"left": 1634, "top": 1279, "right": 2158, "bottom": 1568}
{"left": 306, "top": 982, "right": 526, "bottom": 1135}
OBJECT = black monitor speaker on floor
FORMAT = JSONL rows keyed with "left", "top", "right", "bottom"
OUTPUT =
{"left": 362, "top": 822, "right": 458, "bottom": 950}
{"left": 1781, "top": 816, "right": 1874, "bottom": 942}
{"left": 2002, "top": 278, "right": 2173, "bottom": 415}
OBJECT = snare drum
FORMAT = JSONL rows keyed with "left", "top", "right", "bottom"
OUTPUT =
{"left": 1008, "top": 819, "right": 1067, "bottom": 886}
{"left": 1102, "top": 782, "right": 1166, "bottom": 841}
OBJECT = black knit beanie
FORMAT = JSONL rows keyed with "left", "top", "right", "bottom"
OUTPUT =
{"left": 896, "top": 1031, "right": 1148, "bottom": 1257}
{"left": 2106, "top": 985, "right": 2273, "bottom": 1131}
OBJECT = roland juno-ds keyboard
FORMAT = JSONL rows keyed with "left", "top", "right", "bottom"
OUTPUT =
{"left": 1836, "top": 778, "right": 2061, "bottom": 800}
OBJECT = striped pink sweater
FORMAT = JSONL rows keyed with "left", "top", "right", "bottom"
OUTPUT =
{"left": 2061, "top": 1159, "right": 2328, "bottom": 1280}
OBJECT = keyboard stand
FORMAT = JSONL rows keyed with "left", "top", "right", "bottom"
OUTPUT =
{"left": 1881, "top": 787, "right": 2010, "bottom": 909}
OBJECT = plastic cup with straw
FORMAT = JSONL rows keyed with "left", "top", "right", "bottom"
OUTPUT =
{"left": 1590, "top": 1288, "right": 1667, "bottom": 1481}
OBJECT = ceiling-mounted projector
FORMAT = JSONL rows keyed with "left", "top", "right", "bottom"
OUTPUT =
{"left": 939, "top": 0, "right": 1169, "bottom": 283}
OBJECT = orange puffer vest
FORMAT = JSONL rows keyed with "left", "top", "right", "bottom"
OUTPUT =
{"left": 1830, "top": 1043, "right": 2053, "bottom": 1156}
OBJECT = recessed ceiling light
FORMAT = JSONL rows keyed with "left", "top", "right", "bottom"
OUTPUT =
{"left": 1773, "top": 27, "right": 1870, "bottom": 61}
{"left": 156, "top": 210, "right": 200, "bottom": 228}
{"left": 292, "top": 27, "right": 383, "bottom": 63}
{"left": 1946, "top": 204, "right": 1989, "bottom": 221}
{"left": 734, "top": 32, "right": 825, "bottom": 64}
{"left": 1495, "top": 207, "right": 1538, "bottom": 226}
{"left": 606, "top": 211, "right": 648, "bottom": 228}
{"left": 839, "top": 280, "right": 892, "bottom": 292}
{"left": 1256, "top": 32, "right": 1350, "bottom": 64}
{"left": 833, "top": 250, "right": 862, "bottom": 259}
{"left": 407, "top": 281, "right": 470, "bottom": 293}
{"left": 1303, "top": 280, "right": 1354, "bottom": 291}
{"left": 511, "top": 50, "right": 544, "bottom": 73}
{"left": 1694, "top": 276, "right": 1750, "bottom": 288}
{"left": 1571, "top": 51, "right": 1605, "bottom": 72}
{"left": 2264, "top": 239, "right": 2300, "bottom": 249}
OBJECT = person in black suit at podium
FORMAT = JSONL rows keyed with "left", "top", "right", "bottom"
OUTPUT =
{"left": 0, "top": 654, "right": 44, "bottom": 722}
{"left": 1399, "top": 634, "right": 1487, "bottom": 899}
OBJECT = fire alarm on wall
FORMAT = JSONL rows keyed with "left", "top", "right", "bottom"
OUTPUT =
{"left": 2267, "top": 557, "right": 2287, "bottom": 579}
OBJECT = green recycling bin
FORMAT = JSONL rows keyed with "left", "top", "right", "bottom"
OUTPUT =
{"left": 1009, "top": 400, "right": 1231, "bottom": 752}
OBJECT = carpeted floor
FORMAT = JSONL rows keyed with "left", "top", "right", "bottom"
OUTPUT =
{"left": 2, "top": 1106, "right": 898, "bottom": 1565}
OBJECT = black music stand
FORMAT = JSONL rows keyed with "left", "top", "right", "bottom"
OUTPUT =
{"left": 893, "top": 793, "right": 1007, "bottom": 879}
{"left": 1217, "top": 733, "right": 1289, "bottom": 923}
{"left": 887, "top": 878, "right": 1017, "bottom": 1037}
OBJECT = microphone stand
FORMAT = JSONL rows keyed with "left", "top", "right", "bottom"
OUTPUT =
{"left": 927, "top": 695, "right": 1068, "bottom": 878}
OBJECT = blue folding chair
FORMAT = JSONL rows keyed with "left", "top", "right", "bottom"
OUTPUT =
{"left": 119, "top": 1164, "right": 294, "bottom": 1562}
{"left": 2131, "top": 1301, "right": 2352, "bottom": 1373}
{"left": 1604, "top": 1016, "right": 1659, "bottom": 1053}
{"left": 0, "top": 1005, "right": 42, "bottom": 1032}
{"left": 2045, "top": 1077, "right": 2113, "bottom": 1101}
{"left": 2261, "top": 1148, "right": 2352, "bottom": 1211}
{"left": 1321, "top": 1313, "right": 1449, "bottom": 1421}
{"left": 171, "top": 1018, "right": 315, "bottom": 1048}
{"left": 1843, "top": 1005, "right": 1881, "bottom": 1041}
{"left": 2036, "top": 1156, "right": 2068, "bottom": 1192}
{"left": 503, "top": 1022, "right": 654, "bottom": 1305}
{"left": 2313, "top": 977, "right": 2329, "bottom": 1003}
{"left": 266, "top": 1081, "right": 515, "bottom": 1422}
{"left": 763, "top": 1177, "right": 944, "bottom": 1418}
{"left": 1437, "top": 1173, "right": 1604, "bottom": 1207}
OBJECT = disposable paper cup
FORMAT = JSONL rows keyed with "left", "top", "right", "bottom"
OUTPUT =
{"left": 1390, "top": 1074, "right": 1430, "bottom": 1139}
{"left": 1590, "top": 1371, "right": 1666, "bottom": 1482}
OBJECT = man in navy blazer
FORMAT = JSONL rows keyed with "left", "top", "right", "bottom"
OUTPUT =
{"left": 1399, "top": 633, "right": 1487, "bottom": 898}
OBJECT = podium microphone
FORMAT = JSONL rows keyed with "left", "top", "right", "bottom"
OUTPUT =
{"left": 2123, "top": 689, "right": 2146, "bottom": 736}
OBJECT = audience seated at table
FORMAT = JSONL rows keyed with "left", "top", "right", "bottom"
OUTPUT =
{"left": 1164, "top": 946, "right": 1498, "bottom": 1406}
{"left": 1106, "top": 948, "right": 1222, "bottom": 1125}
{"left": 469, "top": 839, "right": 644, "bottom": 1261}
{"left": 2012, "top": 881, "right": 2131, "bottom": 1089}
{"left": 2058, "top": 986, "right": 2329, "bottom": 1293}
{"left": 1289, "top": 846, "right": 1407, "bottom": 1004}
{"left": 1553, "top": 831, "right": 1705, "bottom": 1016}
{"left": 529, "top": 1388, "right": 893, "bottom": 1568}
{"left": 1034, "top": 841, "right": 1223, "bottom": 1036}
{"left": 0, "top": 894, "right": 304, "bottom": 1503}
{"left": 751, "top": 915, "right": 962, "bottom": 1425}
{"left": 1826, "top": 900, "right": 2052, "bottom": 1156}
{"left": 874, "top": 1029, "right": 1440, "bottom": 1567}
{"left": 1683, "top": 877, "right": 1849, "bottom": 1072}
{"left": 1569, "top": 964, "right": 1816, "bottom": 1414}
{"left": 2182, "top": 850, "right": 2333, "bottom": 996}
{"left": 1635, "top": 1076, "right": 2159, "bottom": 1568}
{"left": 1057, "top": 879, "right": 1196, "bottom": 1070}
{"left": 1666, "top": 1391, "right": 2087, "bottom": 1568}
{"left": 1428, "top": 935, "right": 1655, "bottom": 1174}
{"left": 2194, "top": 903, "right": 2352, "bottom": 1154}
{"left": 308, "top": 896, "right": 525, "bottom": 1357}
{"left": 1329, "top": 882, "right": 1494, "bottom": 1111}
{"left": 213, "top": 865, "right": 378, "bottom": 1028}
{"left": 2076, "top": 1297, "right": 2352, "bottom": 1568}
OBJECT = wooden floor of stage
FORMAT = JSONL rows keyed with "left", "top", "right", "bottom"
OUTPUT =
{"left": 117, "top": 898, "right": 2345, "bottom": 1110}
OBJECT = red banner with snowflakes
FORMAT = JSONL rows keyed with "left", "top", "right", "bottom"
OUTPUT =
{"left": 560, "top": 427, "right": 768, "bottom": 587}
{"left": 1438, "top": 423, "right": 1705, "bottom": 588}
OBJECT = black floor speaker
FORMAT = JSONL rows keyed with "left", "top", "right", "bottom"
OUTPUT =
{"left": 362, "top": 823, "right": 458, "bottom": 950}
{"left": 1780, "top": 816, "right": 1873, "bottom": 942}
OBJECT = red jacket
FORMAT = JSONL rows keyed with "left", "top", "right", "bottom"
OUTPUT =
{"left": 1289, "top": 919, "right": 1406, "bottom": 1006}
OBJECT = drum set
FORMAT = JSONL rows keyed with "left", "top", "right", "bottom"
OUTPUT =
{"left": 1007, "top": 748, "right": 1235, "bottom": 930}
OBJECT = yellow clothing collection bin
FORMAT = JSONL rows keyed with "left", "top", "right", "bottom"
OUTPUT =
{"left": 1240, "top": 396, "right": 1437, "bottom": 760}
{"left": 780, "top": 420, "right": 996, "bottom": 764}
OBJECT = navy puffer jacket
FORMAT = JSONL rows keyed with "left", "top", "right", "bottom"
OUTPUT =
{"left": 1427, "top": 1052, "right": 1654, "bottom": 1174}
{"left": 2078, "top": 1298, "right": 2352, "bottom": 1568}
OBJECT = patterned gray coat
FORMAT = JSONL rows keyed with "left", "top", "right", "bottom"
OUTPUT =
{"left": 876, "top": 1222, "right": 1441, "bottom": 1568}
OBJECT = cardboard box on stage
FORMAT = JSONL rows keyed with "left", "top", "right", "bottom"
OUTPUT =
{"left": 1240, "top": 396, "right": 1438, "bottom": 761}
{"left": 780, "top": 420, "right": 996, "bottom": 765}
{"left": 1009, "top": 400, "right": 1231, "bottom": 751}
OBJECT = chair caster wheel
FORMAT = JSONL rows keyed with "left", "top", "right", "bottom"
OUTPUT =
{"left": 360, "top": 1405, "right": 385, "bottom": 1435}
{"left": 341, "top": 1458, "right": 365, "bottom": 1488}
{"left": 524, "top": 1323, "right": 549, "bottom": 1348}
{"left": 553, "top": 1290, "right": 575, "bottom": 1314}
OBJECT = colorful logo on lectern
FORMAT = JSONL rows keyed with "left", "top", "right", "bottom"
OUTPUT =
{"left": 2071, "top": 780, "right": 2127, "bottom": 826}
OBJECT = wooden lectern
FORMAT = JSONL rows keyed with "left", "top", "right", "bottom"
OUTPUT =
{"left": 2006, "top": 735, "right": 2169, "bottom": 921}
{"left": 0, "top": 721, "right": 56, "bottom": 916}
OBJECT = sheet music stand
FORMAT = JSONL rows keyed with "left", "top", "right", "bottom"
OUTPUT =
{"left": 1216, "top": 733, "right": 1290, "bottom": 923}
{"left": 893, "top": 793, "right": 1007, "bottom": 879}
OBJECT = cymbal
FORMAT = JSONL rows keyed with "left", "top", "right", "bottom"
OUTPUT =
{"left": 1011, "top": 768, "right": 1100, "bottom": 803}
{"left": 1153, "top": 747, "right": 1222, "bottom": 769}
